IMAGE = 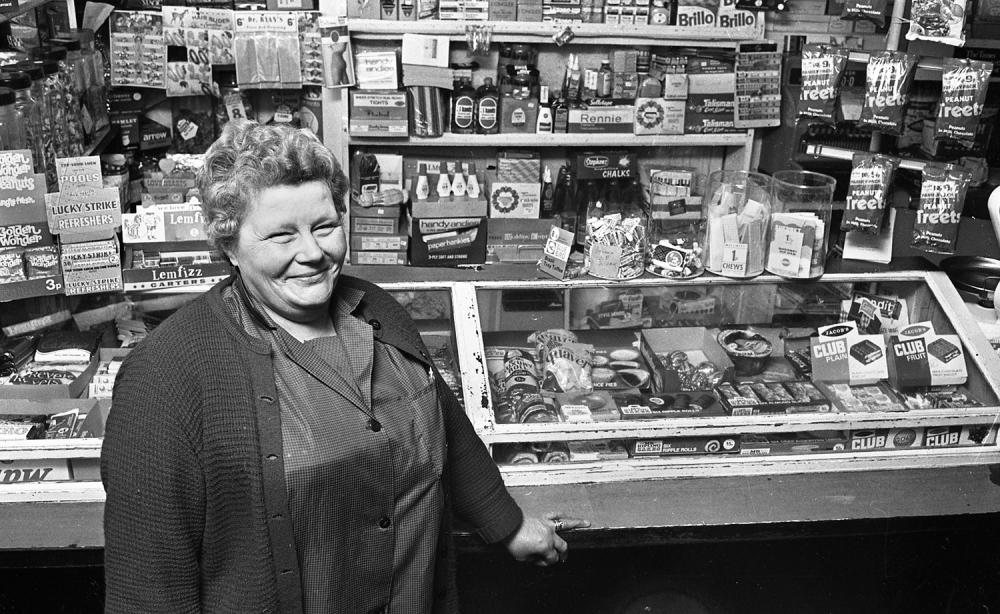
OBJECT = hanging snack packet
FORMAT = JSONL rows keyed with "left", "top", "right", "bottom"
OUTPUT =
{"left": 842, "top": 0, "right": 889, "bottom": 26}
{"left": 911, "top": 163, "right": 972, "bottom": 254}
{"left": 798, "top": 44, "right": 850, "bottom": 122}
{"left": 859, "top": 51, "right": 918, "bottom": 136}
{"left": 841, "top": 153, "right": 899, "bottom": 235}
{"left": 905, "top": 0, "right": 969, "bottom": 46}
{"left": 934, "top": 58, "right": 993, "bottom": 147}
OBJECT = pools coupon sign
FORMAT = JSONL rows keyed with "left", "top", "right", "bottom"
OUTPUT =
{"left": 48, "top": 157, "right": 123, "bottom": 243}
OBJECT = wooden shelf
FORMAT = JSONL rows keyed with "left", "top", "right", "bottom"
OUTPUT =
{"left": 349, "top": 132, "right": 750, "bottom": 148}
{"left": 347, "top": 19, "right": 763, "bottom": 47}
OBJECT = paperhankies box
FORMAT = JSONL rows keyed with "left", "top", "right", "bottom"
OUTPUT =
{"left": 409, "top": 216, "right": 487, "bottom": 266}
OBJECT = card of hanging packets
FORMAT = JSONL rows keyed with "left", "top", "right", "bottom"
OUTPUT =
{"left": 60, "top": 238, "right": 123, "bottom": 296}
{"left": 0, "top": 151, "right": 60, "bottom": 297}
{"left": 162, "top": 7, "right": 235, "bottom": 97}
{"left": 110, "top": 11, "right": 166, "bottom": 89}
{"left": 733, "top": 41, "right": 782, "bottom": 129}
{"left": 298, "top": 12, "right": 323, "bottom": 86}
{"left": 906, "top": 0, "right": 969, "bottom": 46}
{"left": 234, "top": 12, "right": 302, "bottom": 90}
{"left": 48, "top": 157, "right": 122, "bottom": 244}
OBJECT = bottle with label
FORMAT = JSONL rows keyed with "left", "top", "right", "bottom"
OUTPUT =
{"left": 575, "top": 180, "right": 598, "bottom": 248}
{"left": 436, "top": 160, "right": 452, "bottom": 199}
{"left": 415, "top": 163, "right": 430, "bottom": 201}
{"left": 451, "top": 160, "right": 467, "bottom": 197}
{"left": 475, "top": 77, "right": 500, "bottom": 134}
{"left": 540, "top": 166, "right": 555, "bottom": 216}
{"left": 597, "top": 60, "right": 613, "bottom": 99}
{"left": 536, "top": 86, "right": 553, "bottom": 133}
{"left": 553, "top": 166, "right": 576, "bottom": 234}
{"left": 451, "top": 77, "right": 476, "bottom": 134}
{"left": 562, "top": 54, "right": 581, "bottom": 102}
{"left": 552, "top": 97, "right": 569, "bottom": 133}
{"left": 466, "top": 162, "right": 481, "bottom": 199}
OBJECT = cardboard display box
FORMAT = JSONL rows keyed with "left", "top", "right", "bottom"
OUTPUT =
{"left": 486, "top": 218, "right": 551, "bottom": 263}
{"left": 629, "top": 435, "right": 741, "bottom": 456}
{"left": 0, "top": 358, "right": 99, "bottom": 401}
{"left": 352, "top": 250, "right": 408, "bottom": 265}
{"left": 409, "top": 216, "right": 487, "bottom": 266}
{"left": 639, "top": 327, "right": 735, "bottom": 394}
{"left": 349, "top": 90, "right": 409, "bottom": 138}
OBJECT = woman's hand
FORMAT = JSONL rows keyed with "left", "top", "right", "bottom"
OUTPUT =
{"left": 502, "top": 512, "right": 591, "bottom": 566}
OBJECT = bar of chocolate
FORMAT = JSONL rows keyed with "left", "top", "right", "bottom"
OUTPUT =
{"left": 850, "top": 339, "right": 883, "bottom": 365}
{"left": 927, "top": 338, "right": 960, "bottom": 363}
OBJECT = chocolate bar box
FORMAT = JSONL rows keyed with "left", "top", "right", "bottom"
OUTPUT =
{"left": 849, "top": 339, "right": 883, "bottom": 366}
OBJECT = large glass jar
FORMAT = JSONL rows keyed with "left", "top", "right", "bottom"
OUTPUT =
{"left": 766, "top": 170, "right": 837, "bottom": 280}
{"left": 1, "top": 65, "right": 53, "bottom": 187}
{"left": 32, "top": 47, "right": 85, "bottom": 156}
{"left": 72, "top": 30, "right": 110, "bottom": 133}
{"left": 703, "top": 170, "right": 772, "bottom": 279}
{"left": 47, "top": 40, "right": 93, "bottom": 148}
{"left": 0, "top": 72, "right": 43, "bottom": 174}
{"left": 584, "top": 179, "right": 648, "bottom": 281}
{"left": 0, "top": 87, "right": 27, "bottom": 150}
{"left": 25, "top": 57, "right": 73, "bottom": 159}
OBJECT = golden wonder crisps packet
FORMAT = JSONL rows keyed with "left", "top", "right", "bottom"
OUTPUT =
{"left": 934, "top": 58, "right": 993, "bottom": 146}
{"left": 859, "top": 51, "right": 918, "bottom": 136}
{"left": 906, "top": 0, "right": 969, "bottom": 46}
{"left": 911, "top": 163, "right": 972, "bottom": 255}
{"left": 798, "top": 44, "right": 850, "bottom": 122}
{"left": 841, "top": 153, "right": 899, "bottom": 235}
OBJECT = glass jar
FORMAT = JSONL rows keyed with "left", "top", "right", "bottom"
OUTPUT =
{"left": 703, "top": 170, "right": 772, "bottom": 279}
{"left": 0, "top": 87, "right": 27, "bottom": 151}
{"left": 48, "top": 39, "right": 94, "bottom": 147}
{"left": 72, "top": 30, "right": 110, "bottom": 133}
{"left": 585, "top": 178, "right": 648, "bottom": 281}
{"left": 33, "top": 47, "right": 85, "bottom": 156}
{"left": 0, "top": 72, "right": 43, "bottom": 174}
{"left": 766, "top": 170, "right": 837, "bottom": 279}
{"left": 25, "top": 57, "right": 73, "bottom": 159}
{"left": 2, "top": 64, "right": 54, "bottom": 188}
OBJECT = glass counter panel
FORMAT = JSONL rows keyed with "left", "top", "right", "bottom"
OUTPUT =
{"left": 389, "top": 289, "right": 463, "bottom": 407}
{"left": 475, "top": 277, "right": 999, "bottom": 439}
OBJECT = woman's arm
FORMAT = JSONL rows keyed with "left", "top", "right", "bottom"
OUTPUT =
{"left": 101, "top": 346, "right": 206, "bottom": 614}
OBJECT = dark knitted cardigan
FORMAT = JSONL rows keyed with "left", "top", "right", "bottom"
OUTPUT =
{"left": 101, "top": 275, "right": 523, "bottom": 614}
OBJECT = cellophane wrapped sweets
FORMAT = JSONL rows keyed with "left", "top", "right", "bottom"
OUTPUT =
{"left": 798, "top": 43, "right": 850, "bottom": 122}
{"left": 842, "top": 0, "right": 889, "bottom": 27}
{"left": 911, "top": 163, "right": 972, "bottom": 255}
{"left": 905, "top": 0, "right": 969, "bottom": 46}
{"left": 859, "top": 51, "right": 918, "bottom": 136}
{"left": 841, "top": 153, "right": 899, "bottom": 235}
{"left": 934, "top": 58, "right": 993, "bottom": 147}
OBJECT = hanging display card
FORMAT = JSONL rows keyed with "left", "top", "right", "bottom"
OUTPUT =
{"left": 110, "top": 11, "right": 166, "bottom": 89}
{"left": 234, "top": 12, "right": 302, "bottom": 90}
{"left": 60, "top": 239, "right": 123, "bottom": 296}
{"left": 162, "top": 7, "right": 235, "bottom": 96}
{"left": 47, "top": 187, "right": 123, "bottom": 242}
{"left": 298, "top": 12, "right": 323, "bottom": 86}
{"left": 734, "top": 41, "right": 782, "bottom": 128}
{"left": 0, "top": 151, "right": 52, "bottom": 252}
{"left": 318, "top": 17, "right": 355, "bottom": 89}
{"left": 538, "top": 226, "right": 574, "bottom": 279}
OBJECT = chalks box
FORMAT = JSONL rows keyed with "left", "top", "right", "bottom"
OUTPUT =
{"left": 810, "top": 321, "right": 888, "bottom": 385}
{"left": 887, "top": 321, "right": 967, "bottom": 388}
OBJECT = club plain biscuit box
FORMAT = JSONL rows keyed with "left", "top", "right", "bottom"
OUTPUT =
{"left": 887, "top": 321, "right": 968, "bottom": 388}
{"left": 810, "top": 321, "right": 888, "bottom": 386}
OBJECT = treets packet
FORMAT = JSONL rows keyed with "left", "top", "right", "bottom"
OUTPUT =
{"left": 841, "top": 153, "right": 899, "bottom": 235}
{"left": 905, "top": 0, "right": 969, "bottom": 46}
{"left": 935, "top": 58, "right": 993, "bottom": 146}
{"left": 911, "top": 163, "right": 972, "bottom": 255}
{"left": 798, "top": 44, "right": 850, "bottom": 122}
{"left": 842, "top": 0, "right": 889, "bottom": 26}
{"left": 859, "top": 51, "right": 918, "bottom": 136}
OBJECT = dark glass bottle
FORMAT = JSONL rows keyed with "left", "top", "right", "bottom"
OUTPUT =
{"left": 475, "top": 77, "right": 500, "bottom": 134}
{"left": 450, "top": 77, "right": 476, "bottom": 134}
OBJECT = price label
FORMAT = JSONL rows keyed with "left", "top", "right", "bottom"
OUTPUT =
{"left": 538, "top": 225, "right": 574, "bottom": 279}
{"left": 721, "top": 242, "right": 748, "bottom": 277}
{"left": 766, "top": 223, "right": 804, "bottom": 277}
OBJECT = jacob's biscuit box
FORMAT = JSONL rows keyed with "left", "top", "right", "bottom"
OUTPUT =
{"left": 887, "top": 321, "right": 967, "bottom": 388}
{"left": 810, "top": 321, "right": 888, "bottom": 385}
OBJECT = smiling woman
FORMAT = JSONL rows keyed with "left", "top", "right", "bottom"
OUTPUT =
{"left": 101, "top": 121, "right": 588, "bottom": 614}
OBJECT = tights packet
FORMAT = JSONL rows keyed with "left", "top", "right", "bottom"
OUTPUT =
{"left": 859, "top": 51, "right": 918, "bottom": 136}
{"left": 841, "top": 153, "right": 899, "bottom": 235}
{"left": 934, "top": 58, "right": 993, "bottom": 147}
{"left": 905, "top": 0, "right": 969, "bottom": 46}
{"left": 911, "top": 163, "right": 972, "bottom": 255}
{"left": 798, "top": 43, "right": 850, "bottom": 122}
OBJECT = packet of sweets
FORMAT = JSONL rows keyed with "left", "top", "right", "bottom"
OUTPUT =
{"left": 911, "top": 163, "right": 971, "bottom": 255}
{"left": 842, "top": 0, "right": 889, "bottom": 26}
{"left": 841, "top": 153, "right": 899, "bottom": 235}
{"left": 859, "top": 51, "right": 918, "bottom": 136}
{"left": 798, "top": 44, "right": 850, "bottom": 122}
{"left": 934, "top": 58, "right": 993, "bottom": 147}
{"left": 905, "top": 0, "right": 969, "bottom": 46}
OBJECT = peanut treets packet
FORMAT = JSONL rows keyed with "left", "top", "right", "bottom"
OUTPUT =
{"left": 859, "top": 51, "right": 918, "bottom": 136}
{"left": 798, "top": 44, "right": 850, "bottom": 122}
{"left": 934, "top": 58, "right": 993, "bottom": 147}
{"left": 842, "top": 153, "right": 899, "bottom": 236}
{"left": 911, "top": 163, "right": 972, "bottom": 255}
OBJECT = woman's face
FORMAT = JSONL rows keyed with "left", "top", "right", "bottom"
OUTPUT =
{"left": 226, "top": 180, "right": 346, "bottom": 324}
